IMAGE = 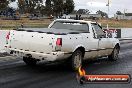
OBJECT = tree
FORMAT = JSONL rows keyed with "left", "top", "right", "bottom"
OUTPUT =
{"left": 96, "top": 10, "right": 108, "bottom": 18}
{"left": 17, "top": 0, "right": 26, "bottom": 14}
{"left": 116, "top": 11, "right": 123, "bottom": 15}
{"left": 0, "top": 0, "right": 9, "bottom": 10}
{"left": 36, "top": 4, "right": 46, "bottom": 16}
{"left": 63, "top": 0, "right": 74, "bottom": 15}
{"left": 77, "top": 9, "right": 90, "bottom": 14}
{"left": 0, "top": 0, "right": 20, "bottom": 11}
{"left": 45, "top": 0, "right": 63, "bottom": 17}
{"left": 45, "top": 0, "right": 52, "bottom": 15}
{"left": 17, "top": 0, "right": 43, "bottom": 14}
{"left": 45, "top": 0, "right": 74, "bottom": 16}
{"left": 53, "top": 0, "right": 63, "bottom": 16}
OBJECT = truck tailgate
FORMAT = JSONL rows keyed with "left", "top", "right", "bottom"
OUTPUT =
{"left": 10, "top": 30, "right": 55, "bottom": 53}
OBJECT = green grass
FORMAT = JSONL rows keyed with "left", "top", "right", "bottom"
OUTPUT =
{"left": 1, "top": 18, "right": 132, "bottom": 30}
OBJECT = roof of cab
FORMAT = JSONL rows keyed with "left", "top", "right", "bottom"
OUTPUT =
{"left": 54, "top": 19, "right": 96, "bottom": 24}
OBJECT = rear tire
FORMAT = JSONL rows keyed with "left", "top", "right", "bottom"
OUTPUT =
{"left": 23, "top": 56, "right": 37, "bottom": 66}
{"left": 71, "top": 50, "right": 83, "bottom": 71}
{"left": 108, "top": 46, "right": 119, "bottom": 61}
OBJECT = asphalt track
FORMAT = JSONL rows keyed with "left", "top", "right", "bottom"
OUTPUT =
{"left": 0, "top": 42, "right": 132, "bottom": 88}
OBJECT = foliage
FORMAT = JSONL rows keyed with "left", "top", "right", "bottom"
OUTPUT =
{"left": 1, "top": 0, "right": 75, "bottom": 17}
{"left": 116, "top": 11, "right": 123, "bottom": 15}
{"left": 45, "top": 0, "right": 74, "bottom": 16}
{"left": 96, "top": 10, "right": 108, "bottom": 18}
{"left": 18, "top": 0, "right": 43, "bottom": 14}
{"left": 0, "top": 0, "right": 9, "bottom": 10}
{"left": 77, "top": 9, "right": 90, "bottom": 14}
{"left": 63, "top": 0, "right": 74, "bottom": 15}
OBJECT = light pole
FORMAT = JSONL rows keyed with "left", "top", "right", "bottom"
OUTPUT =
{"left": 90, "top": 2, "right": 93, "bottom": 13}
{"left": 63, "top": 0, "right": 66, "bottom": 14}
{"left": 106, "top": 0, "right": 110, "bottom": 38}
{"left": 106, "top": 0, "right": 110, "bottom": 18}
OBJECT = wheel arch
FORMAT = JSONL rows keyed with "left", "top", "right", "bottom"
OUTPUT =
{"left": 73, "top": 46, "right": 85, "bottom": 58}
{"left": 115, "top": 43, "right": 120, "bottom": 50}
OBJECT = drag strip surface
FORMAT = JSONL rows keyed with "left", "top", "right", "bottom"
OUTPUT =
{"left": 0, "top": 43, "right": 132, "bottom": 88}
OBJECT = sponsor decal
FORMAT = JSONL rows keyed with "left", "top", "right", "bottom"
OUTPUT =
{"left": 103, "top": 29, "right": 121, "bottom": 38}
{"left": 76, "top": 66, "right": 131, "bottom": 84}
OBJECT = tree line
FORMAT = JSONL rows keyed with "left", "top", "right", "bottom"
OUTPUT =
{"left": 0, "top": 0, "right": 111, "bottom": 18}
{"left": 0, "top": 0, "right": 74, "bottom": 17}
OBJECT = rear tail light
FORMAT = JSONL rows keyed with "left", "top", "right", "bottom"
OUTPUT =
{"left": 6, "top": 31, "right": 10, "bottom": 44}
{"left": 6, "top": 31, "right": 10, "bottom": 40}
{"left": 56, "top": 38, "right": 62, "bottom": 46}
{"left": 55, "top": 38, "right": 62, "bottom": 51}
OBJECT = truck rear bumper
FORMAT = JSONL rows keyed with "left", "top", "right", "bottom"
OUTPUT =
{"left": 7, "top": 48, "right": 72, "bottom": 62}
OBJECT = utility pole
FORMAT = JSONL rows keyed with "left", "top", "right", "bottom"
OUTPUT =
{"left": 106, "top": 0, "right": 110, "bottom": 38}
{"left": 106, "top": 0, "right": 110, "bottom": 18}
{"left": 124, "top": 9, "right": 127, "bottom": 19}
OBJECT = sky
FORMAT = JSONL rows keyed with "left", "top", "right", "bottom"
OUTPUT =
{"left": 9, "top": 0, "right": 132, "bottom": 17}
{"left": 74, "top": 0, "right": 132, "bottom": 17}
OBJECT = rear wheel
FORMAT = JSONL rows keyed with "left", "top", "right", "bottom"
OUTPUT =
{"left": 23, "top": 56, "right": 37, "bottom": 66}
{"left": 71, "top": 50, "right": 83, "bottom": 71}
{"left": 108, "top": 46, "right": 119, "bottom": 61}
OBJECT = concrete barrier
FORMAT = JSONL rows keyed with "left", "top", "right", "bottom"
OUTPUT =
{"left": 121, "top": 28, "right": 132, "bottom": 39}
{"left": 0, "top": 30, "right": 9, "bottom": 52}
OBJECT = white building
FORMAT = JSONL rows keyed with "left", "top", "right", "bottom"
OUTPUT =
{"left": 114, "top": 13, "right": 132, "bottom": 20}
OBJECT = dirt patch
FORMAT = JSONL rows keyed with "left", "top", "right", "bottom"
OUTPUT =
{"left": 1, "top": 18, "right": 132, "bottom": 29}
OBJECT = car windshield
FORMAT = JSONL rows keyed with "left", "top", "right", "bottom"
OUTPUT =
{"left": 51, "top": 21, "right": 89, "bottom": 32}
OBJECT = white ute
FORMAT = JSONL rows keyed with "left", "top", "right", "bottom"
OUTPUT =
{"left": 5, "top": 19, "right": 120, "bottom": 70}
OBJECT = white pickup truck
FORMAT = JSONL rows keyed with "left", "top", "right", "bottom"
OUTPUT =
{"left": 5, "top": 19, "right": 120, "bottom": 70}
